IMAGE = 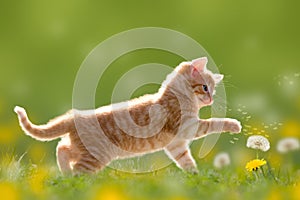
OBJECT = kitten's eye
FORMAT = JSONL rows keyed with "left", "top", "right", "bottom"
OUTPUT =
{"left": 202, "top": 85, "right": 208, "bottom": 93}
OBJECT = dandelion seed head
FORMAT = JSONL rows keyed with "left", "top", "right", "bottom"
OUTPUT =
{"left": 213, "top": 152, "right": 230, "bottom": 169}
{"left": 246, "top": 135, "right": 270, "bottom": 152}
{"left": 277, "top": 137, "right": 300, "bottom": 153}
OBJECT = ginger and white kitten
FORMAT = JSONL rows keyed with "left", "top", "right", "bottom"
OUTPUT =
{"left": 14, "top": 57, "right": 241, "bottom": 175}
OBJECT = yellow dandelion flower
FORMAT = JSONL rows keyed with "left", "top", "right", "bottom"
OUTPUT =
{"left": 0, "top": 125, "right": 18, "bottom": 145}
{"left": 28, "top": 144, "right": 47, "bottom": 163}
{"left": 92, "top": 185, "right": 129, "bottom": 200}
{"left": 280, "top": 121, "right": 300, "bottom": 137}
{"left": 0, "top": 182, "right": 19, "bottom": 200}
{"left": 266, "top": 188, "right": 282, "bottom": 200}
{"left": 292, "top": 183, "right": 300, "bottom": 200}
{"left": 245, "top": 159, "right": 267, "bottom": 172}
{"left": 169, "top": 196, "right": 189, "bottom": 200}
{"left": 28, "top": 167, "right": 49, "bottom": 195}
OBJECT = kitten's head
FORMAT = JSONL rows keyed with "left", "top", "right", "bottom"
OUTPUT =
{"left": 188, "top": 57, "right": 223, "bottom": 106}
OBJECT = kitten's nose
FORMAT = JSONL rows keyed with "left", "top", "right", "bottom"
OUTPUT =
{"left": 202, "top": 96, "right": 213, "bottom": 105}
{"left": 207, "top": 95, "right": 213, "bottom": 105}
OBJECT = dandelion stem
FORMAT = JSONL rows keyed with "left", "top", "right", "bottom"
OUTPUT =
{"left": 286, "top": 169, "right": 291, "bottom": 184}
{"left": 260, "top": 166, "right": 266, "bottom": 178}
{"left": 266, "top": 162, "right": 278, "bottom": 183}
{"left": 253, "top": 171, "right": 259, "bottom": 182}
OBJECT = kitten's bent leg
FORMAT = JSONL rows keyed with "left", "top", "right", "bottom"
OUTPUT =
{"left": 196, "top": 118, "right": 242, "bottom": 138}
{"left": 165, "top": 140, "right": 198, "bottom": 174}
{"left": 72, "top": 153, "right": 109, "bottom": 175}
{"left": 73, "top": 159, "right": 98, "bottom": 175}
{"left": 56, "top": 144, "right": 73, "bottom": 175}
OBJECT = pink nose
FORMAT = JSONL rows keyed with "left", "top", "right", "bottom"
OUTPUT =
{"left": 203, "top": 96, "right": 213, "bottom": 105}
{"left": 209, "top": 96, "right": 213, "bottom": 104}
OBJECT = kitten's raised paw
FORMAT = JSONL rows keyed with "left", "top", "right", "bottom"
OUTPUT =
{"left": 225, "top": 119, "right": 242, "bottom": 134}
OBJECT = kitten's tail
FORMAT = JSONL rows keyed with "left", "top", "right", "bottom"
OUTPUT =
{"left": 14, "top": 106, "right": 74, "bottom": 141}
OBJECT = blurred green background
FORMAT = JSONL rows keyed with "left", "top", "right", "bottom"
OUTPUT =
{"left": 0, "top": 0, "right": 299, "bottom": 168}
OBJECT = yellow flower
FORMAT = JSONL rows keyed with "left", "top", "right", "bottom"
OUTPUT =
{"left": 280, "top": 121, "right": 300, "bottom": 137}
{"left": 0, "top": 182, "right": 19, "bottom": 200}
{"left": 28, "top": 144, "right": 47, "bottom": 163}
{"left": 292, "top": 183, "right": 300, "bottom": 200}
{"left": 92, "top": 185, "right": 129, "bottom": 200}
{"left": 245, "top": 159, "right": 267, "bottom": 172}
{"left": 28, "top": 167, "right": 49, "bottom": 195}
{"left": 0, "top": 124, "right": 18, "bottom": 145}
{"left": 266, "top": 187, "right": 283, "bottom": 200}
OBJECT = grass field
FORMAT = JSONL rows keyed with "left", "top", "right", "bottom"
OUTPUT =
{"left": 1, "top": 1, "right": 300, "bottom": 200}
{"left": 0, "top": 152, "right": 299, "bottom": 200}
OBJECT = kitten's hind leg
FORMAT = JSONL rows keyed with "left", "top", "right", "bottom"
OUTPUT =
{"left": 56, "top": 143, "right": 74, "bottom": 175}
{"left": 165, "top": 140, "right": 198, "bottom": 174}
{"left": 72, "top": 154, "right": 105, "bottom": 175}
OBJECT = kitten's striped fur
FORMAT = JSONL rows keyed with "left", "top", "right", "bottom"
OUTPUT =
{"left": 15, "top": 57, "right": 241, "bottom": 175}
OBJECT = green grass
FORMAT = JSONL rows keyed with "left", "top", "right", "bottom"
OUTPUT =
{"left": 0, "top": 154, "right": 299, "bottom": 200}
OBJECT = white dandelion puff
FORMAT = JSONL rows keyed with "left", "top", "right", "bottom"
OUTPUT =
{"left": 277, "top": 137, "right": 300, "bottom": 154}
{"left": 213, "top": 152, "right": 231, "bottom": 169}
{"left": 246, "top": 135, "right": 270, "bottom": 152}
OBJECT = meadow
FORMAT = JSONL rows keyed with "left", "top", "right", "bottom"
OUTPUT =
{"left": 0, "top": 149, "right": 299, "bottom": 200}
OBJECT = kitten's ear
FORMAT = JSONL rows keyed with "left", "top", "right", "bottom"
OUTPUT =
{"left": 214, "top": 74, "right": 224, "bottom": 84}
{"left": 191, "top": 57, "right": 208, "bottom": 72}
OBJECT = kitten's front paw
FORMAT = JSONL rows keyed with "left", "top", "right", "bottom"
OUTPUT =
{"left": 225, "top": 119, "right": 242, "bottom": 134}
